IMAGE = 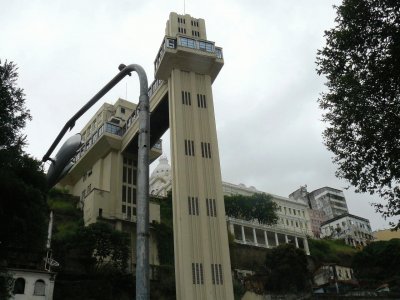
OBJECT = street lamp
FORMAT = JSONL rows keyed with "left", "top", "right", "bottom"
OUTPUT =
{"left": 43, "top": 63, "right": 151, "bottom": 300}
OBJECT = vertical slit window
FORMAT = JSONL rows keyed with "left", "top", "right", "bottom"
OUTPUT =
{"left": 206, "top": 199, "right": 210, "bottom": 216}
{"left": 128, "top": 167, "right": 132, "bottom": 184}
{"left": 196, "top": 263, "right": 200, "bottom": 284}
{"left": 207, "top": 143, "right": 212, "bottom": 158}
{"left": 219, "top": 264, "right": 223, "bottom": 284}
{"left": 215, "top": 264, "right": 219, "bottom": 284}
{"left": 195, "top": 197, "right": 199, "bottom": 215}
{"left": 122, "top": 186, "right": 126, "bottom": 202}
{"left": 192, "top": 263, "right": 196, "bottom": 284}
{"left": 200, "top": 264, "right": 204, "bottom": 284}
{"left": 185, "top": 140, "right": 195, "bottom": 156}
{"left": 201, "top": 142, "right": 205, "bottom": 157}
{"left": 212, "top": 199, "right": 216, "bottom": 217}
{"left": 182, "top": 91, "right": 185, "bottom": 104}
{"left": 188, "top": 197, "right": 192, "bottom": 215}
{"left": 128, "top": 187, "right": 132, "bottom": 203}
{"left": 211, "top": 264, "right": 215, "bottom": 284}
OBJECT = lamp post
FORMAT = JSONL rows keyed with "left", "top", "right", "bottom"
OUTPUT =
{"left": 43, "top": 63, "right": 151, "bottom": 299}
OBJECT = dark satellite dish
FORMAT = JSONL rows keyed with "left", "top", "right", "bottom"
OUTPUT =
{"left": 47, "top": 134, "right": 81, "bottom": 188}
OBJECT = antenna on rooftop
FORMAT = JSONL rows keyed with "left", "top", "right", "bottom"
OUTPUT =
{"left": 184, "top": 0, "right": 186, "bottom": 14}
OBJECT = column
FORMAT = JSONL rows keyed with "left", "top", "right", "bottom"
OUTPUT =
{"left": 264, "top": 231, "right": 269, "bottom": 248}
{"left": 229, "top": 222, "right": 235, "bottom": 237}
{"left": 295, "top": 236, "right": 299, "bottom": 248}
{"left": 275, "top": 232, "right": 279, "bottom": 246}
{"left": 285, "top": 235, "right": 289, "bottom": 244}
{"left": 304, "top": 238, "right": 310, "bottom": 255}
{"left": 241, "top": 226, "right": 245, "bottom": 244}
{"left": 253, "top": 228, "right": 258, "bottom": 245}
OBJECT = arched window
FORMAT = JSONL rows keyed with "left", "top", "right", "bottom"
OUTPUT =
{"left": 33, "top": 279, "right": 46, "bottom": 296}
{"left": 13, "top": 278, "right": 25, "bottom": 294}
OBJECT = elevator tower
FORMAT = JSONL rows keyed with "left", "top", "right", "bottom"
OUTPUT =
{"left": 154, "top": 12, "right": 234, "bottom": 299}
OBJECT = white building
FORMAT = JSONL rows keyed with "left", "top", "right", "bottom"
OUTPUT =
{"left": 320, "top": 213, "right": 374, "bottom": 247}
{"left": 150, "top": 157, "right": 313, "bottom": 254}
{"left": 9, "top": 268, "right": 55, "bottom": 300}
{"left": 307, "top": 187, "right": 349, "bottom": 219}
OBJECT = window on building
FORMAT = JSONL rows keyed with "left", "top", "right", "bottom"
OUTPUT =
{"left": 201, "top": 142, "right": 212, "bottom": 158}
{"left": 211, "top": 264, "right": 223, "bottom": 285}
{"left": 192, "top": 263, "right": 203, "bottom": 284}
{"left": 197, "top": 94, "right": 207, "bottom": 108}
{"left": 99, "top": 208, "right": 103, "bottom": 218}
{"left": 206, "top": 198, "right": 217, "bottom": 217}
{"left": 13, "top": 278, "right": 25, "bottom": 294}
{"left": 33, "top": 279, "right": 46, "bottom": 296}
{"left": 184, "top": 139, "right": 195, "bottom": 156}
{"left": 181, "top": 91, "right": 191, "bottom": 105}
{"left": 120, "top": 107, "right": 125, "bottom": 114}
{"left": 188, "top": 197, "right": 199, "bottom": 216}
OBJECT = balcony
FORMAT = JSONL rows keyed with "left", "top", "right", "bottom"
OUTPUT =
{"left": 154, "top": 35, "right": 224, "bottom": 82}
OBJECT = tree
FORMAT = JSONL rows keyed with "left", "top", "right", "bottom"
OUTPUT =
{"left": 0, "top": 60, "right": 31, "bottom": 153}
{"left": 265, "top": 244, "right": 310, "bottom": 293}
{"left": 0, "top": 60, "right": 48, "bottom": 259}
{"left": 73, "top": 222, "right": 129, "bottom": 273}
{"left": 316, "top": 1, "right": 400, "bottom": 229}
{"left": 224, "top": 193, "right": 278, "bottom": 225}
{"left": 352, "top": 239, "right": 400, "bottom": 284}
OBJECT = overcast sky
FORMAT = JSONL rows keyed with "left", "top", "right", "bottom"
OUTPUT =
{"left": 1, "top": 0, "right": 397, "bottom": 230}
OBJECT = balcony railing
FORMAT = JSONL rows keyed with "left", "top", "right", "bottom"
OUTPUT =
{"left": 73, "top": 122, "right": 123, "bottom": 162}
{"left": 154, "top": 35, "right": 223, "bottom": 72}
{"left": 73, "top": 117, "right": 162, "bottom": 164}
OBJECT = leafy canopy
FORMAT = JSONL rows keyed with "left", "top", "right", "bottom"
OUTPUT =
{"left": 224, "top": 193, "right": 278, "bottom": 225}
{"left": 352, "top": 238, "right": 400, "bottom": 283}
{"left": 265, "top": 244, "right": 310, "bottom": 293}
{"left": 0, "top": 60, "right": 48, "bottom": 258}
{"left": 0, "top": 60, "right": 31, "bottom": 152}
{"left": 316, "top": 0, "right": 400, "bottom": 229}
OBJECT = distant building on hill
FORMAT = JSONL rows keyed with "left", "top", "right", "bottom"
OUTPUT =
{"left": 150, "top": 157, "right": 313, "bottom": 254}
{"left": 320, "top": 213, "right": 374, "bottom": 247}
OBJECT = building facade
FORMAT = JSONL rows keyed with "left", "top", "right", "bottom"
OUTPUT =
{"left": 320, "top": 213, "right": 374, "bottom": 247}
{"left": 307, "top": 187, "right": 349, "bottom": 219}
{"left": 9, "top": 269, "right": 55, "bottom": 300}
{"left": 58, "top": 98, "right": 162, "bottom": 272}
{"left": 150, "top": 158, "right": 313, "bottom": 254}
{"left": 58, "top": 12, "right": 234, "bottom": 299}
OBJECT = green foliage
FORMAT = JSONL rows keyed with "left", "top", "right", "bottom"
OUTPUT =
{"left": 0, "top": 60, "right": 48, "bottom": 258}
{"left": 308, "top": 238, "right": 357, "bottom": 267}
{"left": 72, "top": 222, "right": 129, "bottom": 273}
{"left": 0, "top": 270, "right": 13, "bottom": 300}
{"left": 316, "top": 0, "right": 400, "bottom": 229}
{"left": 352, "top": 239, "right": 400, "bottom": 284}
{"left": 0, "top": 60, "right": 31, "bottom": 152}
{"left": 233, "top": 278, "right": 247, "bottom": 300}
{"left": 224, "top": 193, "right": 278, "bottom": 225}
{"left": 153, "top": 222, "right": 174, "bottom": 265}
{"left": 150, "top": 265, "right": 176, "bottom": 300}
{"left": 151, "top": 192, "right": 175, "bottom": 265}
{"left": 265, "top": 244, "right": 310, "bottom": 293}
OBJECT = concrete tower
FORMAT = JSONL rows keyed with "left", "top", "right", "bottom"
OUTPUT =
{"left": 155, "top": 12, "right": 234, "bottom": 299}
